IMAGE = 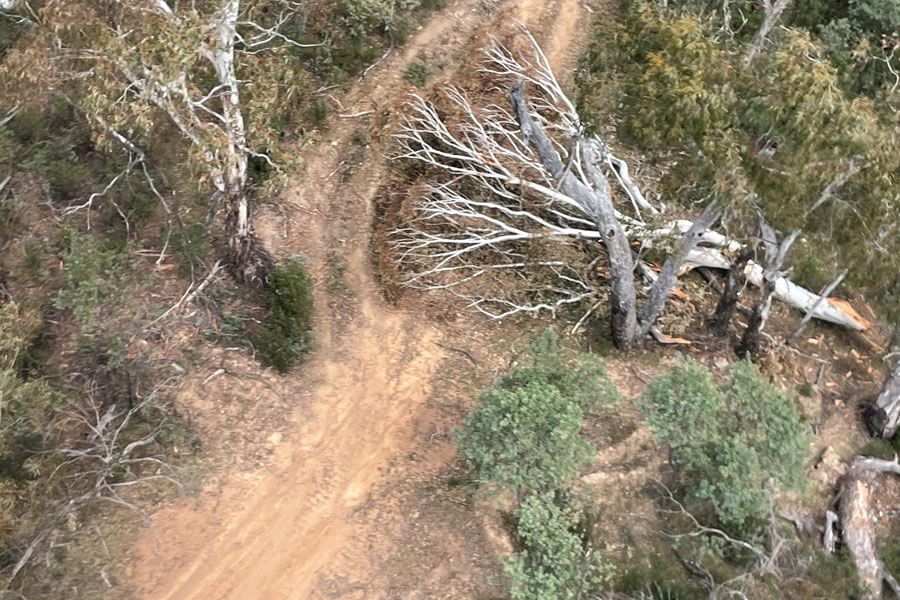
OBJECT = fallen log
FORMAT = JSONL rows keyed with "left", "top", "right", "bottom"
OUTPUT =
{"left": 638, "top": 221, "right": 870, "bottom": 332}
{"left": 839, "top": 455, "right": 900, "bottom": 600}
{"left": 679, "top": 249, "right": 871, "bottom": 332}
{"left": 868, "top": 358, "right": 900, "bottom": 438}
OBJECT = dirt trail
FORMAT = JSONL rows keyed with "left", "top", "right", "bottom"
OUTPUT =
{"left": 130, "top": 2, "right": 593, "bottom": 598}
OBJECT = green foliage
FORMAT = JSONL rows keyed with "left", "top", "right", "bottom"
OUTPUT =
{"left": 455, "top": 331, "right": 617, "bottom": 600}
{"left": 53, "top": 231, "right": 134, "bottom": 331}
{"left": 780, "top": 548, "right": 862, "bottom": 600}
{"left": 859, "top": 435, "right": 900, "bottom": 460}
{"left": 506, "top": 492, "right": 612, "bottom": 600}
{"left": 455, "top": 330, "right": 618, "bottom": 496}
{"left": 303, "top": 99, "right": 329, "bottom": 128}
{"left": 883, "top": 539, "right": 900, "bottom": 584}
{"left": 342, "top": 0, "right": 424, "bottom": 39}
{"left": 0, "top": 302, "right": 57, "bottom": 534}
{"left": 618, "top": 558, "right": 704, "bottom": 600}
{"left": 640, "top": 358, "right": 811, "bottom": 532}
{"left": 402, "top": 60, "right": 431, "bottom": 87}
{"left": 458, "top": 380, "right": 593, "bottom": 495}
{"left": 507, "top": 329, "right": 620, "bottom": 412}
{"left": 252, "top": 257, "right": 314, "bottom": 373}
{"left": 789, "top": 0, "right": 900, "bottom": 95}
{"left": 172, "top": 223, "right": 211, "bottom": 278}
{"left": 797, "top": 382, "right": 814, "bottom": 397}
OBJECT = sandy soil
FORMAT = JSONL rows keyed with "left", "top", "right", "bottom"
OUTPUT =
{"left": 128, "top": 1, "right": 595, "bottom": 599}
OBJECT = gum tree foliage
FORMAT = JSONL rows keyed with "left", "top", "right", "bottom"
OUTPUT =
{"left": 640, "top": 358, "right": 811, "bottom": 533}
{"left": 0, "top": 302, "right": 56, "bottom": 534}
{"left": 578, "top": 4, "right": 900, "bottom": 319}
{"left": 343, "top": 0, "right": 426, "bottom": 39}
{"left": 787, "top": 0, "right": 900, "bottom": 96}
{"left": 455, "top": 329, "right": 618, "bottom": 498}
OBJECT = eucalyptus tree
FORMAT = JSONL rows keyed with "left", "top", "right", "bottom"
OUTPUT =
{"left": 1, "top": 0, "right": 313, "bottom": 284}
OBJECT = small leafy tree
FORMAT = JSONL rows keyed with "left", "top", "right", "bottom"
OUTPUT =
{"left": 455, "top": 330, "right": 618, "bottom": 498}
{"left": 506, "top": 492, "right": 611, "bottom": 600}
{"left": 640, "top": 358, "right": 811, "bottom": 533}
{"left": 456, "top": 330, "right": 617, "bottom": 600}
{"left": 53, "top": 231, "right": 134, "bottom": 331}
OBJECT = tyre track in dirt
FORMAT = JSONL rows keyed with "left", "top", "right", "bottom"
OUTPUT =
{"left": 130, "top": 1, "right": 593, "bottom": 598}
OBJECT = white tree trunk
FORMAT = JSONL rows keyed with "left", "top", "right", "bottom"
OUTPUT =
{"left": 210, "top": 0, "right": 266, "bottom": 283}
{"left": 744, "top": 0, "right": 792, "bottom": 65}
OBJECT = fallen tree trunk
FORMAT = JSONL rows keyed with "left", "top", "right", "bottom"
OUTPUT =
{"left": 840, "top": 456, "right": 900, "bottom": 600}
{"left": 680, "top": 250, "right": 870, "bottom": 331}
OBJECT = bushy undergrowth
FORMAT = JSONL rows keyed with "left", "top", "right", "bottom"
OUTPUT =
{"left": 640, "top": 358, "right": 811, "bottom": 534}
{"left": 253, "top": 257, "right": 315, "bottom": 373}
{"left": 53, "top": 231, "right": 135, "bottom": 331}
{"left": 507, "top": 492, "right": 612, "bottom": 600}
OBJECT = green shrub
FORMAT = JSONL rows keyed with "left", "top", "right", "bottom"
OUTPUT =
{"left": 343, "top": 0, "right": 423, "bottom": 38}
{"left": 402, "top": 60, "right": 431, "bottom": 87}
{"left": 506, "top": 492, "right": 612, "bottom": 600}
{"left": 859, "top": 435, "right": 900, "bottom": 460}
{"left": 172, "top": 223, "right": 211, "bottom": 278}
{"left": 455, "top": 330, "right": 618, "bottom": 497}
{"left": 253, "top": 257, "right": 314, "bottom": 373}
{"left": 640, "top": 358, "right": 811, "bottom": 533}
{"left": 53, "top": 231, "right": 133, "bottom": 331}
{"left": 0, "top": 302, "right": 57, "bottom": 498}
{"left": 303, "top": 100, "right": 329, "bottom": 127}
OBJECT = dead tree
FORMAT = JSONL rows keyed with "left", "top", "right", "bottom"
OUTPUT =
{"left": 707, "top": 249, "right": 750, "bottom": 336}
{"left": 391, "top": 29, "right": 870, "bottom": 348}
{"left": 736, "top": 214, "right": 799, "bottom": 357}
{"left": 6, "top": 385, "right": 180, "bottom": 586}
{"left": 867, "top": 358, "right": 900, "bottom": 439}
{"left": 656, "top": 482, "right": 794, "bottom": 600}
{"left": 393, "top": 29, "right": 720, "bottom": 350}
{"left": 839, "top": 455, "right": 900, "bottom": 600}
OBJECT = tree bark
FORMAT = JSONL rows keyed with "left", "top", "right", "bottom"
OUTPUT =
{"left": 736, "top": 222, "right": 799, "bottom": 357}
{"left": 708, "top": 250, "right": 750, "bottom": 336}
{"left": 510, "top": 82, "right": 640, "bottom": 350}
{"left": 867, "top": 358, "right": 900, "bottom": 439}
{"left": 212, "top": 0, "right": 271, "bottom": 285}
{"left": 736, "top": 283, "right": 770, "bottom": 357}
{"left": 510, "top": 82, "right": 722, "bottom": 350}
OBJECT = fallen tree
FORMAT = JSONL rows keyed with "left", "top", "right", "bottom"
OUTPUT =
{"left": 390, "top": 28, "right": 869, "bottom": 345}
{"left": 839, "top": 455, "right": 900, "bottom": 600}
